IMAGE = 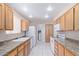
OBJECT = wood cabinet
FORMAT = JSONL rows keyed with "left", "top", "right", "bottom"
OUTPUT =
{"left": 54, "top": 41, "right": 65, "bottom": 56}
{"left": 54, "top": 40, "right": 76, "bottom": 56}
{"left": 5, "top": 5, "right": 13, "bottom": 30}
{"left": 6, "top": 39, "right": 30, "bottom": 56}
{"left": 65, "top": 8, "right": 74, "bottom": 31}
{"left": 58, "top": 42, "right": 65, "bottom": 56}
{"left": 74, "top": 4, "right": 79, "bottom": 30}
{"left": 24, "top": 39, "right": 30, "bottom": 56}
{"left": 7, "top": 48, "right": 17, "bottom": 56}
{"left": 21, "top": 20, "right": 29, "bottom": 31}
{"left": 17, "top": 39, "right": 30, "bottom": 56}
{"left": 18, "top": 49, "right": 24, "bottom": 56}
{"left": 0, "top": 4, "right": 5, "bottom": 30}
{"left": 0, "top": 4, "right": 13, "bottom": 30}
{"left": 65, "top": 48, "right": 75, "bottom": 56}
{"left": 59, "top": 16, "right": 65, "bottom": 30}
{"left": 18, "top": 44, "right": 24, "bottom": 52}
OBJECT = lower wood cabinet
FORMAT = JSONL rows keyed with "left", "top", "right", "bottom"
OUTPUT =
{"left": 24, "top": 39, "right": 30, "bottom": 56}
{"left": 18, "top": 49, "right": 24, "bottom": 56}
{"left": 58, "top": 42, "right": 65, "bottom": 56}
{"left": 6, "top": 39, "right": 30, "bottom": 56}
{"left": 54, "top": 40, "right": 75, "bottom": 56}
{"left": 7, "top": 48, "right": 17, "bottom": 56}
{"left": 65, "top": 48, "right": 75, "bottom": 56}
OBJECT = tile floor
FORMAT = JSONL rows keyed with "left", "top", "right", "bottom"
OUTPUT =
{"left": 29, "top": 41, "right": 53, "bottom": 56}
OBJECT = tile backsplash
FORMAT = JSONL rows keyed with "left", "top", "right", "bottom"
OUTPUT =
{"left": 0, "top": 31, "right": 25, "bottom": 42}
{"left": 66, "top": 31, "right": 79, "bottom": 40}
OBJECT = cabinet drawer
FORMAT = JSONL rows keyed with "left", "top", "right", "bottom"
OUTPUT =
{"left": 7, "top": 48, "right": 17, "bottom": 56}
{"left": 18, "top": 44, "right": 24, "bottom": 51}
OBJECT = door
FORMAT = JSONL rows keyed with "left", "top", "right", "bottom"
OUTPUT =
{"left": 74, "top": 4, "right": 79, "bottom": 30}
{"left": 45, "top": 24, "right": 53, "bottom": 43}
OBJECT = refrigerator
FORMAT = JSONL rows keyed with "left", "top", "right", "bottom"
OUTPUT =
{"left": 26, "top": 26, "right": 37, "bottom": 49}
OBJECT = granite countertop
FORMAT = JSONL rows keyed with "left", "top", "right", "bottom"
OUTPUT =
{"left": 0, "top": 37, "right": 31, "bottom": 56}
{"left": 55, "top": 37, "right": 79, "bottom": 56}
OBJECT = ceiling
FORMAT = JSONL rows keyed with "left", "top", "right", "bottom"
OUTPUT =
{"left": 8, "top": 3, "right": 75, "bottom": 25}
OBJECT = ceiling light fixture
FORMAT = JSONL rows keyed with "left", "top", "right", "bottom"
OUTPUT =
{"left": 47, "top": 6, "right": 53, "bottom": 11}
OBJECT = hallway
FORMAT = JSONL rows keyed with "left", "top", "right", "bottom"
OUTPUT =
{"left": 29, "top": 41, "right": 53, "bottom": 56}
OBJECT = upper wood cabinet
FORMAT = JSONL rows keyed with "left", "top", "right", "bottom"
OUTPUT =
{"left": 0, "top": 4, "right": 13, "bottom": 30}
{"left": 5, "top": 5, "right": 13, "bottom": 30}
{"left": 59, "top": 16, "right": 65, "bottom": 30}
{"left": 0, "top": 4, "right": 5, "bottom": 30}
{"left": 65, "top": 8, "right": 74, "bottom": 31}
{"left": 74, "top": 4, "right": 79, "bottom": 30}
{"left": 21, "top": 20, "right": 29, "bottom": 31}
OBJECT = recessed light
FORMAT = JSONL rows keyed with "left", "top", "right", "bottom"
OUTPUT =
{"left": 47, "top": 6, "right": 53, "bottom": 11}
{"left": 29, "top": 15, "right": 33, "bottom": 18}
{"left": 45, "top": 14, "right": 49, "bottom": 18}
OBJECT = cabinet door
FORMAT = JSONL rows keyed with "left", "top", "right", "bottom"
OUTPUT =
{"left": 24, "top": 40, "right": 30, "bottom": 56}
{"left": 24, "top": 44, "right": 28, "bottom": 56}
{"left": 18, "top": 49, "right": 24, "bottom": 56}
{"left": 74, "top": 4, "right": 79, "bottom": 30}
{"left": 0, "top": 4, "right": 5, "bottom": 30}
{"left": 65, "top": 48, "right": 75, "bottom": 56}
{"left": 0, "top": 4, "right": 2, "bottom": 30}
{"left": 21, "top": 20, "right": 29, "bottom": 31}
{"left": 65, "top": 8, "right": 74, "bottom": 31}
{"left": 60, "top": 16, "right": 65, "bottom": 30}
{"left": 58, "top": 42, "right": 65, "bottom": 56}
{"left": 7, "top": 49, "right": 17, "bottom": 56}
{"left": 6, "top": 5, "right": 13, "bottom": 30}
{"left": 27, "top": 42, "right": 30, "bottom": 55}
